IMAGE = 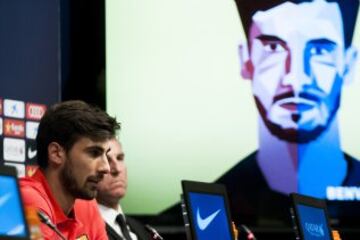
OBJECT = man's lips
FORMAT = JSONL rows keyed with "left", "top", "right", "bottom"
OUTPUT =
{"left": 87, "top": 176, "right": 104, "bottom": 185}
{"left": 111, "top": 180, "right": 126, "bottom": 187}
{"left": 88, "top": 179, "right": 100, "bottom": 184}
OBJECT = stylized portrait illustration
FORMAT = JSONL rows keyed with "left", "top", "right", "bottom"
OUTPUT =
{"left": 217, "top": 0, "right": 360, "bottom": 225}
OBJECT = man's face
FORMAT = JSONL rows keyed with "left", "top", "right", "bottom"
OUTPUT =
{"left": 244, "top": 1, "right": 349, "bottom": 142}
{"left": 97, "top": 139, "right": 127, "bottom": 204}
{"left": 60, "top": 137, "right": 111, "bottom": 200}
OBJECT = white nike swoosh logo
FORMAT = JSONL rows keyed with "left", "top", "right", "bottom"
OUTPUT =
{"left": 196, "top": 208, "right": 221, "bottom": 230}
{"left": 7, "top": 224, "right": 25, "bottom": 236}
{"left": 0, "top": 193, "right": 12, "bottom": 208}
{"left": 28, "top": 147, "right": 37, "bottom": 159}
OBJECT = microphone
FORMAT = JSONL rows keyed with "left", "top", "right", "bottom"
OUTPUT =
{"left": 238, "top": 224, "right": 257, "bottom": 240}
{"left": 145, "top": 224, "right": 164, "bottom": 240}
{"left": 37, "top": 210, "right": 67, "bottom": 240}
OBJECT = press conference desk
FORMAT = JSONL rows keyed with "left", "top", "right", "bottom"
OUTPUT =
{"left": 154, "top": 225, "right": 360, "bottom": 240}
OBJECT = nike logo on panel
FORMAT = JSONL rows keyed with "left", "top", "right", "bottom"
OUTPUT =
{"left": 0, "top": 193, "right": 11, "bottom": 207}
{"left": 28, "top": 147, "right": 37, "bottom": 159}
{"left": 196, "top": 208, "right": 221, "bottom": 230}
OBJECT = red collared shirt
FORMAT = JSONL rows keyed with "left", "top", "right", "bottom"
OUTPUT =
{"left": 20, "top": 169, "right": 108, "bottom": 240}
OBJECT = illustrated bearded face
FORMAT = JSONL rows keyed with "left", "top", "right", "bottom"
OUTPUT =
{"left": 244, "top": 1, "right": 353, "bottom": 143}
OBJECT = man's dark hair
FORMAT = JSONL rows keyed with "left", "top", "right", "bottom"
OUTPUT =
{"left": 234, "top": 0, "right": 359, "bottom": 48}
{"left": 36, "top": 100, "right": 120, "bottom": 169}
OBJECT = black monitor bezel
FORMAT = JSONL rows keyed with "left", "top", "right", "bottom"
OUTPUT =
{"left": 290, "top": 193, "right": 334, "bottom": 240}
{"left": 0, "top": 165, "right": 31, "bottom": 240}
{"left": 181, "top": 180, "right": 235, "bottom": 240}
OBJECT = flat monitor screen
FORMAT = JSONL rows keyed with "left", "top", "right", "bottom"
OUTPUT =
{"left": 0, "top": 166, "right": 30, "bottom": 240}
{"left": 296, "top": 204, "right": 332, "bottom": 240}
{"left": 188, "top": 192, "right": 233, "bottom": 240}
{"left": 291, "top": 193, "right": 333, "bottom": 240}
{"left": 182, "top": 180, "right": 234, "bottom": 240}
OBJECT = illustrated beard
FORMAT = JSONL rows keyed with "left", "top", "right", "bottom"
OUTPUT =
{"left": 254, "top": 95, "right": 340, "bottom": 143}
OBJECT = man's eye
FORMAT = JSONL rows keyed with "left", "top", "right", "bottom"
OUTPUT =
{"left": 263, "top": 43, "right": 286, "bottom": 53}
{"left": 89, "top": 149, "right": 102, "bottom": 157}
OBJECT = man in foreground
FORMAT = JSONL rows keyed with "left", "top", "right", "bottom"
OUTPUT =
{"left": 96, "top": 138, "right": 151, "bottom": 240}
{"left": 20, "top": 100, "right": 120, "bottom": 239}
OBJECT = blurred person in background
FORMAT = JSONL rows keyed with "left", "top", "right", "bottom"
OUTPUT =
{"left": 97, "top": 138, "right": 151, "bottom": 240}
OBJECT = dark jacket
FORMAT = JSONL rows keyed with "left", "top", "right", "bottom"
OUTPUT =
{"left": 106, "top": 216, "right": 152, "bottom": 240}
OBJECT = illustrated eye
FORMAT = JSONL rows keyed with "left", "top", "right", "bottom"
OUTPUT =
{"left": 309, "top": 46, "right": 330, "bottom": 55}
{"left": 263, "top": 42, "right": 286, "bottom": 53}
{"left": 307, "top": 40, "right": 336, "bottom": 56}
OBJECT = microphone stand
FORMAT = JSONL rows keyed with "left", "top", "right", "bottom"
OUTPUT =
{"left": 145, "top": 224, "right": 164, "bottom": 240}
{"left": 37, "top": 210, "right": 67, "bottom": 240}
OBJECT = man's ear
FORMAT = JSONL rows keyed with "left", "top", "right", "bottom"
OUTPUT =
{"left": 343, "top": 46, "right": 358, "bottom": 85}
{"left": 238, "top": 42, "right": 253, "bottom": 80}
{"left": 47, "top": 142, "right": 66, "bottom": 166}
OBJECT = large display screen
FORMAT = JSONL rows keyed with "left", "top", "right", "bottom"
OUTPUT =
{"left": 106, "top": 0, "right": 360, "bottom": 226}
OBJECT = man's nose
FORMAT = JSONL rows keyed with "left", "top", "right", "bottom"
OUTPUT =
{"left": 98, "top": 155, "right": 111, "bottom": 175}
{"left": 281, "top": 47, "right": 312, "bottom": 93}
{"left": 108, "top": 158, "right": 121, "bottom": 175}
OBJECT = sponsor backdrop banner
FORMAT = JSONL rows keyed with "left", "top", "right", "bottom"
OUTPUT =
{"left": 0, "top": 0, "right": 61, "bottom": 176}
